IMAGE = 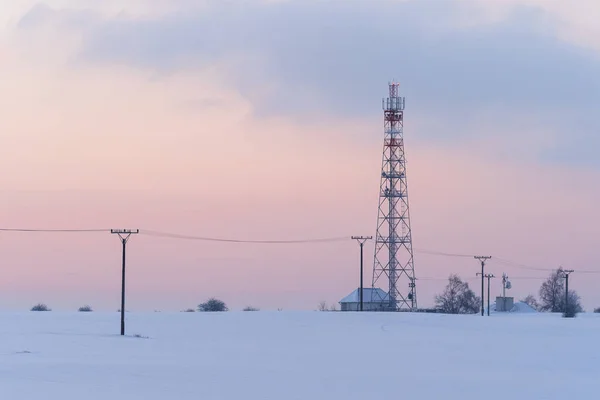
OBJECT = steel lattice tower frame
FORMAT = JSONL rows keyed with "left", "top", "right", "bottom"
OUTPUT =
{"left": 371, "top": 82, "right": 417, "bottom": 311}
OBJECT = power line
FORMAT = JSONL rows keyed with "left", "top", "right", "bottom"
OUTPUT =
{"left": 414, "top": 252, "right": 600, "bottom": 275}
{"left": 139, "top": 229, "right": 350, "bottom": 244}
{"left": 2, "top": 226, "right": 599, "bottom": 276}
{"left": 0, "top": 227, "right": 350, "bottom": 243}
{"left": 492, "top": 257, "right": 600, "bottom": 275}
{"left": 491, "top": 257, "right": 553, "bottom": 272}
{"left": 572, "top": 268, "right": 600, "bottom": 274}
{"left": 506, "top": 276, "right": 546, "bottom": 280}
{"left": 416, "top": 277, "right": 448, "bottom": 281}
{"left": 414, "top": 248, "right": 474, "bottom": 258}
{"left": 418, "top": 276, "right": 481, "bottom": 281}
{"left": 0, "top": 228, "right": 109, "bottom": 232}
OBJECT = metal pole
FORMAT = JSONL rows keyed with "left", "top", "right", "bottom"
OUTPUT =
{"left": 561, "top": 269, "right": 574, "bottom": 316}
{"left": 487, "top": 275, "right": 493, "bottom": 316}
{"left": 474, "top": 256, "right": 492, "bottom": 317}
{"left": 360, "top": 242, "right": 364, "bottom": 311}
{"left": 502, "top": 273, "right": 507, "bottom": 311}
{"left": 351, "top": 236, "right": 372, "bottom": 312}
{"left": 120, "top": 239, "right": 126, "bottom": 336}
{"left": 481, "top": 261, "right": 484, "bottom": 316}
{"left": 111, "top": 229, "right": 139, "bottom": 336}
{"left": 565, "top": 273, "right": 569, "bottom": 315}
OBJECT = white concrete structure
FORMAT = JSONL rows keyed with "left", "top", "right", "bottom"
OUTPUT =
{"left": 496, "top": 296, "right": 515, "bottom": 312}
{"left": 339, "top": 288, "right": 391, "bottom": 311}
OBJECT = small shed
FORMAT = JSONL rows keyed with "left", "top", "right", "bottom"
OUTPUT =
{"left": 495, "top": 296, "right": 514, "bottom": 312}
{"left": 339, "top": 288, "right": 391, "bottom": 311}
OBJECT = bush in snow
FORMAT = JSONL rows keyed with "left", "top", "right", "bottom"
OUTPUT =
{"left": 594, "top": 307, "right": 600, "bottom": 313}
{"left": 243, "top": 306, "right": 259, "bottom": 311}
{"left": 198, "top": 298, "right": 228, "bottom": 312}
{"left": 316, "top": 301, "right": 338, "bottom": 311}
{"left": 78, "top": 305, "right": 93, "bottom": 312}
{"left": 31, "top": 303, "right": 51, "bottom": 312}
{"left": 563, "top": 293, "right": 582, "bottom": 318}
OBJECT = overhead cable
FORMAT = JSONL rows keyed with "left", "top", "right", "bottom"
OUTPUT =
{"left": 139, "top": 229, "right": 350, "bottom": 244}
{"left": 0, "top": 228, "right": 109, "bottom": 232}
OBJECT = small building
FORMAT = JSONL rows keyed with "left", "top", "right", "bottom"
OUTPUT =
{"left": 488, "top": 298, "right": 537, "bottom": 314}
{"left": 339, "top": 288, "right": 392, "bottom": 311}
{"left": 495, "top": 296, "right": 514, "bottom": 312}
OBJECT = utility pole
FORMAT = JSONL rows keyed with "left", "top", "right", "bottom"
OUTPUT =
{"left": 351, "top": 236, "right": 372, "bottom": 311}
{"left": 501, "top": 273, "right": 511, "bottom": 312}
{"left": 409, "top": 277, "right": 417, "bottom": 310}
{"left": 485, "top": 274, "right": 494, "bottom": 316}
{"left": 111, "top": 229, "right": 139, "bottom": 335}
{"left": 474, "top": 256, "right": 492, "bottom": 316}
{"left": 560, "top": 269, "right": 574, "bottom": 316}
{"left": 475, "top": 272, "right": 494, "bottom": 316}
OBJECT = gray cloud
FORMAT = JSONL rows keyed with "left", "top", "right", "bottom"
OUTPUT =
{"left": 18, "top": 3, "right": 98, "bottom": 30}
{"left": 18, "top": 1, "right": 600, "bottom": 166}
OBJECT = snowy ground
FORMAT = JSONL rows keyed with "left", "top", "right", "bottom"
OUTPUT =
{"left": 1, "top": 311, "right": 599, "bottom": 399}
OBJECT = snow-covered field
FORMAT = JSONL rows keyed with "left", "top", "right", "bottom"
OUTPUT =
{"left": 2, "top": 311, "right": 598, "bottom": 399}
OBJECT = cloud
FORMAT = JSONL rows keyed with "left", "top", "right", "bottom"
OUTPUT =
{"left": 17, "top": 3, "right": 86, "bottom": 29}
{"left": 460, "top": 0, "right": 600, "bottom": 53}
{"left": 15, "top": 1, "right": 600, "bottom": 161}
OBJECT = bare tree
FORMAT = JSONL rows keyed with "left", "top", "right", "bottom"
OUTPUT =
{"left": 538, "top": 268, "right": 583, "bottom": 314}
{"left": 317, "top": 301, "right": 328, "bottom": 311}
{"left": 328, "top": 303, "right": 338, "bottom": 311}
{"left": 435, "top": 274, "right": 480, "bottom": 314}
{"left": 539, "top": 268, "right": 565, "bottom": 312}
{"left": 521, "top": 294, "right": 540, "bottom": 311}
{"left": 198, "top": 298, "right": 228, "bottom": 312}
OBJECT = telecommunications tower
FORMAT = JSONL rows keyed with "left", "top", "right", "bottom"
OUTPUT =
{"left": 371, "top": 82, "right": 417, "bottom": 311}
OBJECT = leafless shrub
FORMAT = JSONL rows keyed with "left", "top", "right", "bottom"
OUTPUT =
{"left": 435, "top": 274, "right": 480, "bottom": 314}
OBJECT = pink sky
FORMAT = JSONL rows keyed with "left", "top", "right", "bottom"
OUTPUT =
{"left": 1, "top": 1, "right": 599, "bottom": 311}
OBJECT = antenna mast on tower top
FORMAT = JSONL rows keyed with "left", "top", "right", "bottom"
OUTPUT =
{"left": 371, "top": 82, "right": 417, "bottom": 311}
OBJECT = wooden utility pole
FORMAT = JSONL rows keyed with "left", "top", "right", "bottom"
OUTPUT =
{"left": 485, "top": 274, "right": 495, "bottom": 316}
{"left": 474, "top": 256, "right": 492, "bottom": 316}
{"left": 111, "top": 229, "right": 139, "bottom": 335}
{"left": 561, "top": 269, "right": 574, "bottom": 316}
{"left": 351, "top": 236, "right": 372, "bottom": 311}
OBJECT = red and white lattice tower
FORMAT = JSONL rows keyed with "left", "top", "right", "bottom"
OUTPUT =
{"left": 371, "top": 82, "right": 417, "bottom": 311}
